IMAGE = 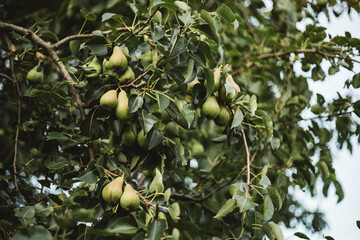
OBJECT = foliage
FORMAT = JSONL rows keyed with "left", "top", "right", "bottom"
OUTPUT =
{"left": 1, "top": 0, "right": 360, "bottom": 239}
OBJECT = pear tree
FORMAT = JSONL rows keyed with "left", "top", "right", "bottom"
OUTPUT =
{"left": 1, "top": 1, "right": 360, "bottom": 239}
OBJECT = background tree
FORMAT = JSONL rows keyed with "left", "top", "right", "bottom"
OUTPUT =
{"left": 1, "top": 0, "right": 360, "bottom": 239}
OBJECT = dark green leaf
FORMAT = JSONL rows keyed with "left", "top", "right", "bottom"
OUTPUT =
{"left": 12, "top": 226, "right": 52, "bottom": 240}
{"left": 294, "top": 232, "right": 310, "bottom": 239}
{"left": 234, "top": 195, "right": 255, "bottom": 211}
{"left": 352, "top": 73, "right": 360, "bottom": 88}
{"left": 147, "top": 219, "right": 166, "bottom": 240}
{"left": 139, "top": 110, "right": 157, "bottom": 134}
{"left": 157, "top": 93, "right": 170, "bottom": 112}
{"left": 129, "top": 95, "right": 144, "bottom": 113}
{"left": 105, "top": 217, "right": 138, "bottom": 234}
{"left": 169, "top": 37, "right": 188, "bottom": 59}
{"left": 214, "top": 198, "right": 237, "bottom": 220}
{"left": 15, "top": 206, "right": 35, "bottom": 218}
{"left": 231, "top": 108, "right": 243, "bottom": 129}
{"left": 217, "top": 4, "right": 236, "bottom": 22}
{"left": 151, "top": 24, "right": 166, "bottom": 42}
{"left": 148, "top": 129, "right": 163, "bottom": 150}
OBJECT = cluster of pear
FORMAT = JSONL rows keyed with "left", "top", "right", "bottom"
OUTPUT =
{"left": 86, "top": 46, "right": 135, "bottom": 84}
{"left": 101, "top": 175, "right": 140, "bottom": 211}
{"left": 189, "top": 68, "right": 240, "bottom": 126}
{"left": 100, "top": 89, "right": 131, "bottom": 121}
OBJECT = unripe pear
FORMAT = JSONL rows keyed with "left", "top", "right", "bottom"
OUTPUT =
{"left": 102, "top": 176, "right": 124, "bottom": 204}
{"left": 202, "top": 96, "right": 220, "bottom": 119}
{"left": 86, "top": 56, "right": 101, "bottom": 78}
{"left": 191, "top": 139, "right": 204, "bottom": 157}
{"left": 27, "top": 62, "right": 44, "bottom": 83}
{"left": 122, "top": 127, "right": 136, "bottom": 147}
{"left": 214, "top": 105, "right": 231, "bottom": 126}
{"left": 100, "top": 90, "right": 118, "bottom": 109}
{"left": 137, "top": 129, "right": 147, "bottom": 148}
{"left": 115, "top": 90, "right": 130, "bottom": 120}
{"left": 120, "top": 184, "right": 140, "bottom": 211}
{"left": 118, "top": 66, "right": 135, "bottom": 84}
{"left": 138, "top": 50, "right": 153, "bottom": 62}
{"left": 108, "top": 46, "right": 128, "bottom": 72}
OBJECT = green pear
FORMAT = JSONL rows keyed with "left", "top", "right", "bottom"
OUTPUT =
{"left": 27, "top": 62, "right": 44, "bottom": 83}
{"left": 86, "top": 56, "right": 101, "bottom": 78}
{"left": 187, "top": 76, "right": 200, "bottom": 93}
{"left": 100, "top": 90, "right": 118, "bottom": 109}
{"left": 219, "top": 74, "right": 240, "bottom": 102}
{"left": 115, "top": 90, "right": 130, "bottom": 120}
{"left": 118, "top": 66, "right": 135, "bottom": 84}
{"left": 214, "top": 105, "right": 231, "bottom": 126}
{"left": 138, "top": 50, "right": 153, "bottom": 62}
{"left": 120, "top": 184, "right": 140, "bottom": 211}
{"left": 201, "top": 95, "right": 220, "bottom": 119}
{"left": 137, "top": 129, "right": 147, "bottom": 148}
{"left": 191, "top": 139, "right": 204, "bottom": 157}
{"left": 102, "top": 176, "right": 124, "bottom": 204}
{"left": 108, "top": 46, "right": 128, "bottom": 72}
{"left": 122, "top": 127, "right": 136, "bottom": 147}
{"left": 164, "top": 122, "right": 179, "bottom": 137}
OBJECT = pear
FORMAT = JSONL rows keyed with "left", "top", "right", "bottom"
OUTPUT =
{"left": 138, "top": 50, "right": 153, "bottom": 62}
{"left": 108, "top": 46, "right": 128, "bottom": 72}
{"left": 191, "top": 139, "right": 204, "bottom": 157}
{"left": 120, "top": 184, "right": 140, "bottom": 211}
{"left": 122, "top": 127, "right": 136, "bottom": 147}
{"left": 201, "top": 95, "right": 220, "bottom": 119}
{"left": 118, "top": 66, "right": 135, "bottom": 84}
{"left": 100, "top": 90, "right": 118, "bottom": 109}
{"left": 102, "top": 176, "right": 124, "bottom": 204}
{"left": 187, "top": 76, "right": 200, "bottom": 93}
{"left": 115, "top": 90, "right": 130, "bottom": 120}
{"left": 137, "top": 129, "right": 147, "bottom": 148}
{"left": 27, "top": 62, "right": 44, "bottom": 83}
{"left": 219, "top": 74, "right": 240, "bottom": 102}
{"left": 214, "top": 105, "right": 231, "bottom": 126}
{"left": 86, "top": 56, "right": 101, "bottom": 78}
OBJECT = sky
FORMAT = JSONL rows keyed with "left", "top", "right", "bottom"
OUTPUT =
{"left": 282, "top": 7, "right": 360, "bottom": 240}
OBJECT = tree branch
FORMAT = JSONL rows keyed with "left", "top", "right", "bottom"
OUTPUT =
{"left": 198, "top": 0, "right": 207, "bottom": 11}
{"left": 231, "top": 48, "right": 360, "bottom": 76}
{"left": 237, "top": 5, "right": 260, "bottom": 44}
{"left": 241, "top": 130, "right": 251, "bottom": 199}
{"left": 52, "top": 27, "right": 131, "bottom": 49}
{"left": 118, "top": 7, "right": 160, "bottom": 47}
{"left": 3, "top": 33, "right": 26, "bottom": 206}
{"left": 282, "top": 110, "right": 353, "bottom": 126}
{"left": 0, "top": 21, "right": 95, "bottom": 160}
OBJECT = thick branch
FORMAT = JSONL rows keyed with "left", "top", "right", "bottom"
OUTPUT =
{"left": 52, "top": 27, "right": 131, "bottom": 49}
{"left": 4, "top": 33, "right": 26, "bottom": 206}
{"left": 238, "top": 6, "right": 260, "bottom": 44}
{"left": 0, "top": 21, "right": 95, "bottom": 160}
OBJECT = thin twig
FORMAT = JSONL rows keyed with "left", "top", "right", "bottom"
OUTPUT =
{"left": 118, "top": 7, "right": 160, "bottom": 47}
{"left": 0, "top": 21, "right": 95, "bottom": 160}
{"left": 4, "top": 33, "right": 26, "bottom": 206}
{"left": 0, "top": 72, "right": 14, "bottom": 82}
{"left": 198, "top": 0, "right": 207, "bottom": 11}
{"left": 241, "top": 130, "right": 251, "bottom": 198}
{"left": 237, "top": 5, "right": 260, "bottom": 44}
{"left": 282, "top": 110, "right": 353, "bottom": 125}
{"left": 231, "top": 48, "right": 360, "bottom": 76}
{"left": 52, "top": 27, "right": 131, "bottom": 49}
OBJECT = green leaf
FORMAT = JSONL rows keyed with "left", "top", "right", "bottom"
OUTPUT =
{"left": 71, "top": 208, "right": 97, "bottom": 222}
{"left": 102, "top": 12, "right": 116, "bottom": 22}
{"left": 45, "top": 158, "right": 68, "bottom": 170}
{"left": 46, "top": 132, "right": 67, "bottom": 141}
{"left": 149, "top": 168, "right": 164, "bottom": 193}
{"left": 169, "top": 202, "right": 181, "bottom": 222}
{"left": 294, "top": 232, "right": 310, "bottom": 239}
{"left": 267, "top": 187, "right": 283, "bottom": 210}
{"left": 12, "top": 226, "right": 52, "bottom": 240}
{"left": 203, "top": 67, "right": 214, "bottom": 97}
{"left": 77, "top": 169, "right": 98, "bottom": 185}
{"left": 148, "top": 129, "right": 163, "bottom": 150}
{"left": 357, "top": 220, "right": 360, "bottom": 229}
{"left": 34, "top": 203, "right": 53, "bottom": 218}
{"left": 151, "top": 24, "right": 166, "bottom": 42}
{"left": 139, "top": 110, "right": 157, "bottom": 134}
{"left": 234, "top": 195, "right": 255, "bottom": 211}
{"left": 324, "top": 236, "right": 335, "bottom": 240}
{"left": 86, "top": 44, "right": 108, "bottom": 56}
{"left": 105, "top": 217, "right": 138, "bottom": 234}
{"left": 147, "top": 219, "right": 166, "bottom": 240}
{"left": 217, "top": 4, "right": 236, "bottom": 22}
{"left": 129, "top": 95, "right": 144, "bottom": 113}
{"left": 352, "top": 73, "right": 360, "bottom": 88}
{"left": 231, "top": 108, "right": 243, "bottom": 129}
{"left": 263, "top": 195, "right": 274, "bottom": 221}
{"left": 169, "top": 37, "right": 188, "bottom": 59}
{"left": 107, "top": 119, "right": 124, "bottom": 136}
{"left": 15, "top": 206, "right": 35, "bottom": 218}
{"left": 214, "top": 198, "right": 237, "bottom": 220}
{"left": 157, "top": 93, "right": 170, "bottom": 112}
{"left": 262, "top": 223, "right": 284, "bottom": 240}
{"left": 175, "top": 98, "right": 195, "bottom": 129}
